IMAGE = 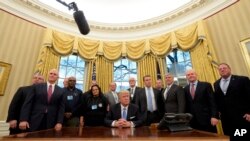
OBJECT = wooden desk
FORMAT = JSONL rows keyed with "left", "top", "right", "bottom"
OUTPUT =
{"left": 1, "top": 127, "right": 229, "bottom": 141}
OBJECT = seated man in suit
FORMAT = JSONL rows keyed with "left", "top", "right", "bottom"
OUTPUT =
{"left": 105, "top": 90, "right": 144, "bottom": 128}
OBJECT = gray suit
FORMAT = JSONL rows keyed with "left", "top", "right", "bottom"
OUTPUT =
{"left": 162, "top": 84, "right": 186, "bottom": 113}
{"left": 105, "top": 91, "right": 119, "bottom": 106}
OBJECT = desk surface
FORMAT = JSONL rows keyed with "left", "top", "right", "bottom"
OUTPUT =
{"left": 1, "top": 127, "right": 229, "bottom": 141}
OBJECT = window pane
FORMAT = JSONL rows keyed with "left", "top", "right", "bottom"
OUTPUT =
{"left": 58, "top": 54, "right": 85, "bottom": 91}
{"left": 59, "top": 66, "right": 66, "bottom": 78}
{"left": 114, "top": 59, "right": 137, "bottom": 92}
{"left": 60, "top": 57, "right": 68, "bottom": 65}
{"left": 166, "top": 50, "right": 192, "bottom": 86}
{"left": 68, "top": 55, "right": 77, "bottom": 67}
{"left": 77, "top": 57, "right": 84, "bottom": 67}
{"left": 177, "top": 50, "right": 184, "bottom": 62}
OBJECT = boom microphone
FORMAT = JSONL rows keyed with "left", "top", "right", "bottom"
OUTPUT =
{"left": 73, "top": 10, "right": 90, "bottom": 35}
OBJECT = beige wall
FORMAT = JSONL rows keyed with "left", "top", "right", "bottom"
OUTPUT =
{"left": 205, "top": 0, "right": 250, "bottom": 76}
{"left": 0, "top": 10, "right": 45, "bottom": 120}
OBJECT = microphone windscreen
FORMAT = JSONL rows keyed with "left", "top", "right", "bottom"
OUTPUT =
{"left": 73, "top": 11, "right": 90, "bottom": 35}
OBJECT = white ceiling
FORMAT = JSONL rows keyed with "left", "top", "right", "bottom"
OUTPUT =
{"left": 0, "top": 0, "right": 238, "bottom": 40}
{"left": 38, "top": 0, "right": 192, "bottom": 24}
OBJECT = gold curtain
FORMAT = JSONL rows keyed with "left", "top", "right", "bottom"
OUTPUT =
{"left": 95, "top": 56, "right": 113, "bottom": 93}
{"left": 149, "top": 33, "right": 172, "bottom": 57}
{"left": 78, "top": 38, "right": 99, "bottom": 60}
{"left": 84, "top": 60, "right": 94, "bottom": 91}
{"left": 102, "top": 41, "right": 123, "bottom": 61}
{"left": 52, "top": 30, "right": 75, "bottom": 56}
{"left": 156, "top": 57, "right": 167, "bottom": 87}
{"left": 126, "top": 40, "right": 147, "bottom": 60}
{"left": 34, "top": 46, "right": 60, "bottom": 80}
{"left": 137, "top": 54, "right": 158, "bottom": 87}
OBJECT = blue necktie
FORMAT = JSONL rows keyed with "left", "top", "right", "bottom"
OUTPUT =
{"left": 147, "top": 88, "right": 153, "bottom": 112}
{"left": 122, "top": 108, "right": 127, "bottom": 119}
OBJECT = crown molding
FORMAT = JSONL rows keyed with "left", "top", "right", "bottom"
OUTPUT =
{"left": 0, "top": 0, "right": 237, "bottom": 40}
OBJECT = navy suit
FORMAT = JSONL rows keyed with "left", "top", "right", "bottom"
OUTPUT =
{"left": 184, "top": 81, "right": 218, "bottom": 133}
{"left": 214, "top": 75, "right": 250, "bottom": 138}
{"left": 7, "top": 85, "right": 33, "bottom": 134}
{"left": 135, "top": 87, "right": 164, "bottom": 125}
{"left": 105, "top": 103, "right": 144, "bottom": 127}
{"left": 20, "top": 83, "right": 65, "bottom": 131}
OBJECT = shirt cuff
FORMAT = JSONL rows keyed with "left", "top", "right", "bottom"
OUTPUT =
{"left": 111, "top": 120, "right": 116, "bottom": 127}
{"left": 130, "top": 121, "right": 135, "bottom": 128}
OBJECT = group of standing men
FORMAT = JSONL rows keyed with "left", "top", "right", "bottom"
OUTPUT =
{"left": 6, "top": 63, "right": 250, "bottom": 141}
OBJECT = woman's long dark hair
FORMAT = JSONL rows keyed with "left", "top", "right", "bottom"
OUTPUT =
{"left": 90, "top": 84, "right": 104, "bottom": 97}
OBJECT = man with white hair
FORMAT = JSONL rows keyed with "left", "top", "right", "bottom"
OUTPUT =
{"left": 184, "top": 69, "right": 218, "bottom": 133}
{"left": 105, "top": 90, "right": 143, "bottom": 127}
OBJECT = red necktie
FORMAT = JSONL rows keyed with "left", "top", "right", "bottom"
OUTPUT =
{"left": 190, "top": 83, "right": 195, "bottom": 99}
{"left": 48, "top": 85, "right": 52, "bottom": 102}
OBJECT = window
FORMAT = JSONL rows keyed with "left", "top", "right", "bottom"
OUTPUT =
{"left": 114, "top": 58, "right": 137, "bottom": 92}
{"left": 166, "top": 49, "right": 192, "bottom": 86}
{"left": 58, "top": 54, "right": 85, "bottom": 90}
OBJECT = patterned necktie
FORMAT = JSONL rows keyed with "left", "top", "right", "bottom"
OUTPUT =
{"left": 48, "top": 85, "right": 53, "bottom": 102}
{"left": 190, "top": 83, "right": 195, "bottom": 99}
{"left": 122, "top": 108, "right": 127, "bottom": 119}
{"left": 147, "top": 88, "right": 153, "bottom": 112}
{"left": 221, "top": 79, "right": 229, "bottom": 94}
{"left": 130, "top": 88, "right": 134, "bottom": 97}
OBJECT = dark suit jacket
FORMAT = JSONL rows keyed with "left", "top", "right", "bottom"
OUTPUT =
{"left": 162, "top": 84, "right": 186, "bottom": 113}
{"left": 104, "top": 103, "right": 143, "bottom": 127}
{"left": 135, "top": 87, "right": 164, "bottom": 123}
{"left": 7, "top": 85, "right": 33, "bottom": 134}
{"left": 20, "top": 83, "right": 65, "bottom": 131}
{"left": 7, "top": 85, "right": 33, "bottom": 122}
{"left": 184, "top": 81, "right": 218, "bottom": 130}
{"left": 214, "top": 75, "right": 250, "bottom": 135}
{"left": 127, "top": 86, "right": 141, "bottom": 104}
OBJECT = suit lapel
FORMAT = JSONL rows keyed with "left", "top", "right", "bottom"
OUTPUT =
{"left": 127, "top": 105, "right": 131, "bottom": 120}
{"left": 116, "top": 104, "right": 122, "bottom": 119}
{"left": 193, "top": 81, "right": 201, "bottom": 100}
{"left": 42, "top": 83, "right": 48, "bottom": 102}
{"left": 225, "top": 75, "right": 235, "bottom": 95}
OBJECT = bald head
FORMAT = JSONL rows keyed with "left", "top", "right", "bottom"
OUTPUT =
{"left": 185, "top": 69, "right": 197, "bottom": 83}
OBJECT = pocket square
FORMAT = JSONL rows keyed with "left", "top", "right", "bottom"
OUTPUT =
{"left": 130, "top": 116, "right": 136, "bottom": 119}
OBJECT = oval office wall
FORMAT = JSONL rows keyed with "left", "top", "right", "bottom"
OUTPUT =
{"left": 0, "top": 0, "right": 250, "bottom": 135}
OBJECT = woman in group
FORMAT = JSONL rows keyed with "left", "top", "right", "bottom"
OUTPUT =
{"left": 80, "top": 84, "right": 109, "bottom": 126}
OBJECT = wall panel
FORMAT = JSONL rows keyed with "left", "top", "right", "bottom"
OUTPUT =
{"left": 0, "top": 10, "right": 45, "bottom": 120}
{"left": 205, "top": 0, "right": 250, "bottom": 76}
